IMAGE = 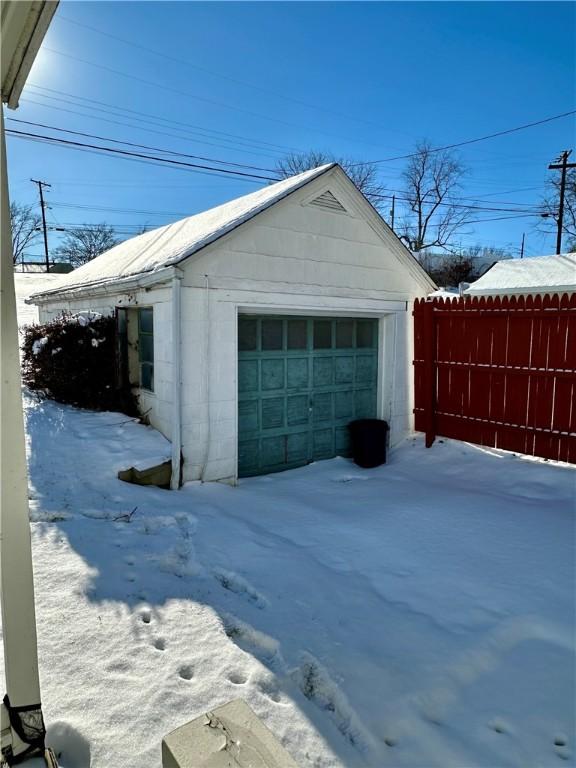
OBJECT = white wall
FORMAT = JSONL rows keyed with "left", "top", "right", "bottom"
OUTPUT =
{"left": 179, "top": 171, "right": 430, "bottom": 483}
{"left": 37, "top": 286, "right": 174, "bottom": 441}
{"left": 34, "top": 169, "right": 432, "bottom": 484}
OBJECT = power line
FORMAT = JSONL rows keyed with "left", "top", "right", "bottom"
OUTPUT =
{"left": 7, "top": 118, "right": 279, "bottom": 174}
{"left": 368, "top": 190, "right": 544, "bottom": 214}
{"left": 350, "top": 110, "right": 576, "bottom": 165}
{"left": 9, "top": 120, "right": 547, "bottom": 215}
{"left": 27, "top": 84, "right": 302, "bottom": 155}
{"left": 55, "top": 13, "right": 416, "bottom": 139}
{"left": 6, "top": 128, "right": 280, "bottom": 182}
{"left": 42, "top": 47, "right": 387, "bottom": 147}
{"left": 20, "top": 96, "right": 285, "bottom": 161}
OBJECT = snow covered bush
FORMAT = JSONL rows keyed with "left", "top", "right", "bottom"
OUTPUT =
{"left": 22, "top": 313, "right": 137, "bottom": 414}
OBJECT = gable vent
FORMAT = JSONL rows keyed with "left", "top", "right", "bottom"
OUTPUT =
{"left": 308, "top": 190, "right": 347, "bottom": 213}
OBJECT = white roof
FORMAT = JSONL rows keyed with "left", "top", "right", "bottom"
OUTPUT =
{"left": 31, "top": 164, "right": 335, "bottom": 299}
{"left": 464, "top": 253, "right": 576, "bottom": 296}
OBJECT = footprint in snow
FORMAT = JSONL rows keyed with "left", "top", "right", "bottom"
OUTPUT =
{"left": 333, "top": 475, "right": 369, "bottom": 484}
{"left": 258, "top": 683, "right": 282, "bottom": 703}
{"left": 227, "top": 671, "right": 247, "bottom": 685}
{"left": 213, "top": 568, "right": 267, "bottom": 609}
{"left": 554, "top": 734, "right": 571, "bottom": 761}
{"left": 178, "top": 665, "right": 194, "bottom": 681}
{"left": 140, "top": 609, "right": 151, "bottom": 624}
{"left": 488, "top": 718, "right": 511, "bottom": 734}
{"left": 153, "top": 638, "right": 166, "bottom": 651}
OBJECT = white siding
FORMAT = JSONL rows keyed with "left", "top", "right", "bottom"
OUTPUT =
{"left": 34, "top": 170, "right": 431, "bottom": 484}
{"left": 37, "top": 287, "right": 173, "bottom": 442}
{"left": 178, "top": 174, "right": 428, "bottom": 483}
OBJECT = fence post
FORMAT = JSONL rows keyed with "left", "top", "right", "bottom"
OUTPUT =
{"left": 423, "top": 300, "right": 436, "bottom": 447}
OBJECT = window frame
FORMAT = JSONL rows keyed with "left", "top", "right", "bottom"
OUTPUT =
{"left": 138, "top": 307, "right": 154, "bottom": 392}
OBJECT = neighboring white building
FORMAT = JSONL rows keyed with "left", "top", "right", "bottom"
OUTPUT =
{"left": 29, "top": 164, "right": 435, "bottom": 485}
{"left": 464, "top": 253, "right": 576, "bottom": 297}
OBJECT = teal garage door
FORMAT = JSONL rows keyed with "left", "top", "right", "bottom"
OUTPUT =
{"left": 238, "top": 315, "right": 379, "bottom": 477}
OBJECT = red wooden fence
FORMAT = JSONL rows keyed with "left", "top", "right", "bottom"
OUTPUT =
{"left": 413, "top": 294, "right": 576, "bottom": 463}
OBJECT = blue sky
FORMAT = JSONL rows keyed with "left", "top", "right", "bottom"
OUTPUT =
{"left": 6, "top": 1, "right": 575, "bottom": 260}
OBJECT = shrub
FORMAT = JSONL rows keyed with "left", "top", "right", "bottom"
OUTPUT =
{"left": 22, "top": 312, "right": 137, "bottom": 414}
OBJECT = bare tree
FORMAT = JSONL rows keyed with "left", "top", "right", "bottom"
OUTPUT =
{"left": 399, "top": 140, "right": 470, "bottom": 252}
{"left": 275, "top": 151, "right": 386, "bottom": 210}
{"left": 419, "top": 244, "right": 513, "bottom": 287}
{"left": 54, "top": 223, "right": 119, "bottom": 267}
{"left": 537, "top": 167, "right": 576, "bottom": 252}
{"left": 427, "top": 254, "right": 476, "bottom": 287}
{"left": 10, "top": 202, "right": 41, "bottom": 264}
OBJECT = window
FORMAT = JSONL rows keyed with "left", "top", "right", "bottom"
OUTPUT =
{"left": 287, "top": 319, "right": 307, "bottom": 349}
{"left": 138, "top": 308, "right": 154, "bottom": 391}
{"left": 261, "top": 319, "right": 283, "bottom": 350}
{"left": 313, "top": 320, "right": 332, "bottom": 349}
{"left": 238, "top": 319, "right": 257, "bottom": 351}
{"left": 116, "top": 308, "right": 129, "bottom": 388}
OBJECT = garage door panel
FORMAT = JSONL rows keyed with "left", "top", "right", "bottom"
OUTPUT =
{"left": 238, "top": 360, "right": 258, "bottom": 393}
{"left": 313, "top": 428, "right": 334, "bottom": 459}
{"left": 313, "top": 357, "right": 333, "bottom": 386}
{"left": 261, "top": 359, "right": 285, "bottom": 390}
{"left": 261, "top": 435, "right": 286, "bottom": 467}
{"left": 335, "top": 426, "right": 351, "bottom": 455}
{"left": 287, "top": 357, "right": 308, "bottom": 389}
{"left": 239, "top": 400, "right": 258, "bottom": 432}
{"left": 313, "top": 392, "right": 333, "bottom": 423}
{"left": 287, "top": 432, "right": 308, "bottom": 463}
{"left": 238, "top": 439, "right": 259, "bottom": 475}
{"left": 335, "top": 390, "right": 353, "bottom": 419}
{"left": 287, "top": 395, "right": 309, "bottom": 426}
{"left": 238, "top": 316, "right": 378, "bottom": 477}
{"left": 262, "top": 397, "right": 284, "bottom": 429}
{"left": 356, "top": 355, "right": 377, "bottom": 383}
{"left": 335, "top": 356, "right": 354, "bottom": 384}
{"left": 355, "top": 388, "right": 376, "bottom": 418}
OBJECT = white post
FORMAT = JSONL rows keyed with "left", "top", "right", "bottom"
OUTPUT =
{"left": 0, "top": 105, "right": 45, "bottom": 761}
{"left": 170, "top": 271, "right": 182, "bottom": 490}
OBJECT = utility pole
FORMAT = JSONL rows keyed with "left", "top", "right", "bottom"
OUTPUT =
{"left": 30, "top": 178, "right": 51, "bottom": 272}
{"left": 548, "top": 150, "right": 575, "bottom": 255}
{"left": 520, "top": 232, "right": 525, "bottom": 259}
{"left": 390, "top": 195, "right": 395, "bottom": 231}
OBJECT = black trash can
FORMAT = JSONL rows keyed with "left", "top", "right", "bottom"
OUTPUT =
{"left": 348, "top": 419, "right": 389, "bottom": 468}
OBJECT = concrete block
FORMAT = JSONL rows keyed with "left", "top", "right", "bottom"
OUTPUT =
{"left": 162, "top": 698, "right": 299, "bottom": 768}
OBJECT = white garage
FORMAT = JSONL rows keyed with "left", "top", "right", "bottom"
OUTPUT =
{"left": 30, "top": 163, "right": 435, "bottom": 486}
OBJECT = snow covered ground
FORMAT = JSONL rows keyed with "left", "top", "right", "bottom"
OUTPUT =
{"left": 5, "top": 275, "right": 576, "bottom": 767}
{"left": 3, "top": 391, "right": 574, "bottom": 768}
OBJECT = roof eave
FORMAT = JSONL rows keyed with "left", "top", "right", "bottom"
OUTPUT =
{"left": 465, "top": 284, "right": 576, "bottom": 296}
{"left": 2, "top": 1, "right": 59, "bottom": 109}
{"left": 28, "top": 265, "right": 180, "bottom": 304}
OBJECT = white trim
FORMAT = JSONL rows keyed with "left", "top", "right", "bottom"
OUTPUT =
{"left": 28, "top": 265, "right": 179, "bottom": 304}
{"left": 170, "top": 272, "right": 183, "bottom": 489}
{"left": 237, "top": 301, "right": 407, "bottom": 316}
{"left": 2, "top": 1, "right": 59, "bottom": 109}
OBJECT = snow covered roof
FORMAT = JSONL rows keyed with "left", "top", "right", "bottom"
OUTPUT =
{"left": 30, "top": 164, "right": 335, "bottom": 300}
{"left": 464, "top": 253, "right": 576, "bottom": 296}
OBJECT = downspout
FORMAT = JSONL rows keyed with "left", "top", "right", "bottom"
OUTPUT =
{"left": 170, "top": 270, "right": 183, "bottom": 490}
{"left": 0, "top": 107, "right": 46, "bottom": 761}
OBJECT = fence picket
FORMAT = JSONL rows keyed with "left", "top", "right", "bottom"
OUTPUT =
{"left": 413, "top": 293, "right": 576, "bottom": 463}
